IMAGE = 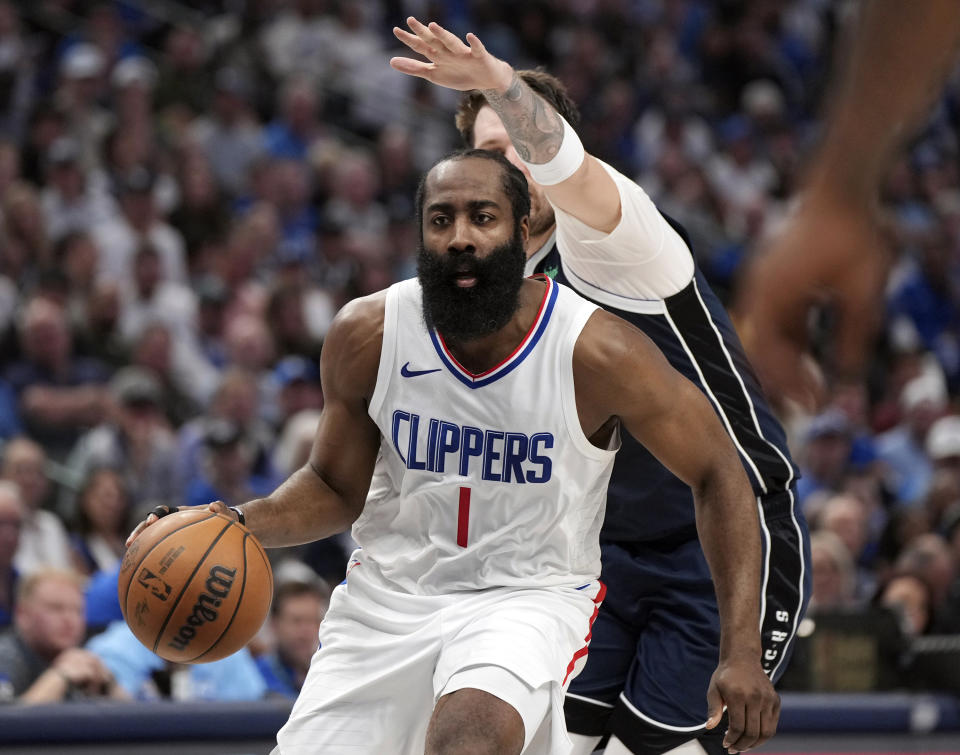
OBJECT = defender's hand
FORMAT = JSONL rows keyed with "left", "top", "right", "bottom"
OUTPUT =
{"left": 705, "top": 655, "right": 780, "bottom": 753}
{"left": 390, "top": 18, "right": 513, "bottom": 93}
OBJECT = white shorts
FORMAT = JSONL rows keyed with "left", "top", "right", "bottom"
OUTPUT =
{"left": 274, "top": 561, "right": 604, "bottom": 755}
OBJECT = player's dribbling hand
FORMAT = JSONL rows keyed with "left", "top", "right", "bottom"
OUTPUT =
{"left": 705, "top": 654, "right": 780, "bottom": 753}
{"left": 389, "top": 17, "right": 513, "bottom": 93}
{"left": 125, "top": 501, "right": 236, "bottom": 548}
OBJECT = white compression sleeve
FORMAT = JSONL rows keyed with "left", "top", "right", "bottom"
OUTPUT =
{"left": 519, "top": 117, "right": 586, "bottom": 186}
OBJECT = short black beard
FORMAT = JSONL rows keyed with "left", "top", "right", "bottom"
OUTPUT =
{"left": 417, "top": 228, "right": 526, "bottom": 343}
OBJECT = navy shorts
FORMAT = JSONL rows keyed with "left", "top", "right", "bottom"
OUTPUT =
{"left": 565, "top": 502, "right": 810, "bottom": 754}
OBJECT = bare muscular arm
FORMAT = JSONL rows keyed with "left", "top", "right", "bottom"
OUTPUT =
{"left": 574, "top": 310, "right": 775, "bottom": 753}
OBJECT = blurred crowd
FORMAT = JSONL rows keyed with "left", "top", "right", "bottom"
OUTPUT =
{"left": 1, "top": 0, "right": 959, "bottom": 703}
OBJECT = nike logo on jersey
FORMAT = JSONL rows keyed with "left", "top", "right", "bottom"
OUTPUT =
{"left": 401, "top": 362, "right": 441, "bottom": 378}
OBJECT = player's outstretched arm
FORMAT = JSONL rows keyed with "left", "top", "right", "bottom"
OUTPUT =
{"left": 233, "top": 294, "right": 384, "bottom": 547}
{"left": 390, "top": 17, "right": 621, "bottom": 232}
{"left": 575, "top": 311, "right": 776, "bottom": 753}
{"left": 735, "top": 0, "right": 960, "bottom": 411}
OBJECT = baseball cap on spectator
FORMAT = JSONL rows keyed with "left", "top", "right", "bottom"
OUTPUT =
{"left": 111, "top": 56, "right": 158, "bottom": 90}
{"left": 204, "top": 418, "right": 243, "bottom": 449}
{"left": 900, "top": 372, "right": 948, "bottom": 413}
{"left": 926, "top": 416, "right": 960, "bottom": 461}
{"left": 61, "top": 43, "right": 105, "bottom": 79}
{"left": 117, "top": 165, "right": 155, "bottom": 195}
{"left": 274, "top": 356, "right": 320, "bottom": 388}
{"left": 804, "top": 409, "right": 851, "bottom": 443}
{"left": 110, "top": 366, "right": 163, "bottom": 407}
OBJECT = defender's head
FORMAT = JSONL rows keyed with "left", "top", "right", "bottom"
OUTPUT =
{"left": 455, "top": 71, "right": 580, "bottom": 247}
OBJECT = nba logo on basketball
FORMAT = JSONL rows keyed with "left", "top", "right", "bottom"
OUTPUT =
{"left": 137, "top": 567, "right": 172, "bottom": 601}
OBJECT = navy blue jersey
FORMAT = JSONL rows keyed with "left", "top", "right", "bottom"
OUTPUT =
{"left": 532, "top": 217, "right": 798, "bottom": 543}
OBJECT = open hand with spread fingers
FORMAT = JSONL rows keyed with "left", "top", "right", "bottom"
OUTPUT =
{"left": 389, "top": 17, "right": 513, "bottom": 93}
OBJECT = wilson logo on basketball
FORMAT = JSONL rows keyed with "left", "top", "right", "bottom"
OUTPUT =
{"left": 167, "top": 565, "right": 237, "bottom": 652}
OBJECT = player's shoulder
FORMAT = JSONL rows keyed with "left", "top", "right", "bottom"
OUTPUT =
{"left": 323, "top": 290, "right": 387, "bottom": 388}
{"left": 575, "top": 308, "right": 656, "bottom": 371}
{"left": 329, "top": 289, "right": 387, "bottom": 340}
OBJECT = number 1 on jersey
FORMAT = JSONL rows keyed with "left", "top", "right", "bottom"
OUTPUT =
{"left": 457, "top": 487, "right": 471, "bottom": 547}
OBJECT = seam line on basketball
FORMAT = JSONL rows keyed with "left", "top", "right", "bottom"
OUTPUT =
{"left": 122, "top": 511, "right": 221, "bottom": 615}
{"left": 188, "top": 530, "right": 250, "bottom": 662}
{"left": 151, "top": 520, "right": 234, "bottom": 653}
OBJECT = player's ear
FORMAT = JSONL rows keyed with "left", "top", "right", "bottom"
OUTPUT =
{"left": 519, "top": 215, "right": 530, "bottom": 244}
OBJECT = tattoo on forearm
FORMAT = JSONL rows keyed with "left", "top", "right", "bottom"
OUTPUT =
{"left": 482, "top": 72, "right": 563, "bottom": 164}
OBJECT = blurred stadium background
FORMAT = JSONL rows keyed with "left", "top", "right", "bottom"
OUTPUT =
{"left": 0, "top": 0, "right": 959, "bottom": 752}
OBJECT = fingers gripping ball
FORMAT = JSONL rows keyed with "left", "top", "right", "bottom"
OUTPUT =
{"left": 118, "top": 509, "right": 273, "bottom": 663}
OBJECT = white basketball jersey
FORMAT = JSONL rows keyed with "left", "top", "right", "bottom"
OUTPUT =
{"left": 356, "top": 276, "right": 619, "bottom": 594}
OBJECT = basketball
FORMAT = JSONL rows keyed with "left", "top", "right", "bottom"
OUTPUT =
{"left": 118, "top": 508, "right": 273, "bottom": 663}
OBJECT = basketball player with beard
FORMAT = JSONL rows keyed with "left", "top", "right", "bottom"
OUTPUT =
{"left": 391, "top": 18, "right": 809, "bottom": 755}
{"left": 131, "top": 149, "right": 774, "bottom": 754}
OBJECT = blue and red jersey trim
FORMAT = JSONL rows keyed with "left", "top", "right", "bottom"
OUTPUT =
{"left": 429, "top": 276, "right": 558, "bottom": 389}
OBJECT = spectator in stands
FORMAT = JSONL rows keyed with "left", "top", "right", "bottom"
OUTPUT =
{"left": 68, "top": 468, "right": 130, "bottom": 576}
{"left": 266, "top": 284, "right": 325, "bottom": 365}
{"left": 176, "top": 368, "right": 276, "bottom": 493}
{"left": 72, "top": 278, "right": 127, "bottom": 370}
{"left": 1, "top": 181, "right": 51, "bottom": 289}
{"left": 267, "top": 356, "right": 323, "bottom": 436}
{"left": 0, "top": 2, "right": 34, "bottom": 142}
{"left": 63, "top": 367, "right": 179, "bottom": 521}
{"left": 87, "top": 617, "right": 266, "bottom": 701}
{"left": 58, "top": 232, "right": 100, "bottom": 319}
{"left": 895, "top": 533, "right": 959, "bottom": 632}
{"left": 0, "top": 482, "right": 24, "bottom": 628}
{"left": 0, "top": 568, "right": 127, "bottom": 703}
{"left": 877, "top": 373, "right": 948, "bottom": 505}
{"left": 118, "top": 243, "right": 197, "bottom": 346}
{"left": 154, "top": 26, "right": 211, "bottom": 116}
{"left": 808, "top": 530, "right": 858, "bottom": 612}
{"left": 926, "top": 415, "right": 960, "bottom": 493}
{"left": 4, "top": 297, "right": 111, "bottom": 460}
{"left": 1, "top": 438, "right": 71, "bottom": 573}
{"left": 185, "top": 419, "right": 275, "bottom": 509}
{"left": 188, "top": 67, "right": 264, "bottom": 198}
{"left": 797, "top": 409, "right": 853, "bottom": 505}
{"left": 128, "top": 321, "right": 212, "bottom": 424}
{"left": 168, "top": 152, "right": 229, "bottom": 267}
{"left": 264, "top": 75, "right": 327, "bottom": 161}
{"left": 93, "top": 165, "right": 188, "bottom": 287}
{"left": 876, "top": 572, "right": 934, "bottom": 637}
{"left": 819, "top": 494, "right": 876, "bottom": 600}
{"left": 39, "top": 136, "right": 117, "bottom": 243}
{"left": 54, "top": 43, "right": 112, "bottom": 172}
{"left": 256, "top": 579, "right": 330, "bottom": 699}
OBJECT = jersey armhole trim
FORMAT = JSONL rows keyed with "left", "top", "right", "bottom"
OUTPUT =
{"left": 367, "top": 282, "right": 400, "bottom": 420}
{"left": 560, "top": 299, "right": 621, "bottom": 462}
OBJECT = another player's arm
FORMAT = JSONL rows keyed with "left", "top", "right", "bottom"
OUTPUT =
{"left": 390, "top": 18, "right": 620, "bottom": 232}
{"left": 736, "top": 0, "right": 960, "bottom": 408}
{"left": 231, "top": 295, "right": 384, "bottom": 547}
{"left": 575, "top": 311, "right": 775, "bottom": 754}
